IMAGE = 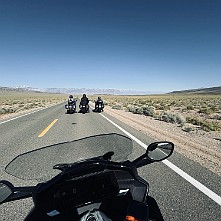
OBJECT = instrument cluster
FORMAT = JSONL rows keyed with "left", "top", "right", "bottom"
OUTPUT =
{"left": 52, "top": 171, "right": 119, "bottom": 207}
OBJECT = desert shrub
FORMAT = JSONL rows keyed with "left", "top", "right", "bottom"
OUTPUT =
{"left": 15, "top": 107, "right": 25, "bottom": 113}
{"left": 199, "top": 108, "right": 214, "bottom": 115}
{"left": 202, "top": 122, "right": 220, "bottom": 131}
{"left": 157, "top": 104, "right": 170, "bottom": 111}
{"left": 127, "top": 106, "right": 143, "bottom": 114}
{"left": 2, "top": 108, "right": 16, "bottom": 113}
{"left": 112, "top": 104, "right": 123, "bottom": 110}
{"left": 186, "top": 105, "right": 194, "bottom": 110}
{"left": 24, "top": 105, "right": 31, "bottom": 110}
{"left": 0, "top": 108, "right": 6, "bottom": 115}
{"left": 182, "top": 127, "right": 193, "bottom": 132}
{"left": 127, "top": 105, "right": 137, "bottom": 113}
{"left": 135, "top": 107, "right": 143, "bottom": 114}
{"left": 212, "top": 115, "right": 221, "bottom": 120}
{"left": 103, "top": 100, "right": 108, "bottom": 105}
{"left": 12, "top": 100, "right": 20, "bottom": 105}
{"left": 142, "top": 105, "right": 155, "bottom": 117}
{"left": 139, "top": 100, "right": 147, "bottom": 105}
{"left": 127, "top": 105, "right": 136, "bottom": 112}
{"left": 5, "top": 102, "right": 12, "bottom": 105}
{"left": 127, "top": 105, "right": 155, "bottom": 117}
{"left": 32, "top": 103, "right": 38, "bottom": 107}
{"left": 186, "top": 117, "right": 221, "bottom": 131}
{"left": 170, "top": 101, "right": 177, "bottom": 106}
{"left": 186, "top": 117, "right": 200, "bottom": 126}
{"left": 199, "top": 122, "right": 220, "bottom": 132}
{"left": 10, "top": 108, "right": 16, "bottom": 113}
{"left": 160, "top": 112, "right": 185, "bottom": 125}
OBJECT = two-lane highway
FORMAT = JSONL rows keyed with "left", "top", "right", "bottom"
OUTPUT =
{"left": 0, "top": 102, "right": 220, "bottom": 220}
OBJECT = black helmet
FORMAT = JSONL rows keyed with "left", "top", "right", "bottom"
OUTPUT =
{"left": 98, "top": 97, "right": 101, "bottom": 100}
{"left": 83, "top": 94, "right": 86, "bottom": 97}
{"left": 69, "top": 95, "right": 73, "bottom": 98}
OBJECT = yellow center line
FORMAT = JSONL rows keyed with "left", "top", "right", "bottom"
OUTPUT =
{"left": 38, "top": 119, "right": 58, "bottom": 138}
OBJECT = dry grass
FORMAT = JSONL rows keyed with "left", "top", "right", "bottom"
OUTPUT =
{"left": 90, "top": 94, "right": 221, "bottom": 132}
{"left": 1, "top": 91, "right": 220, "bottom": 175}
{"left": 1, "top": 92, "right": 221, "bottom": 132}
{"left": 0, "top": 90, "right": 68, "bottom": 116}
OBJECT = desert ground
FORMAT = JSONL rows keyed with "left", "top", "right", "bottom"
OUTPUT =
{"left": 103, "top": 105, "right": 221, "bottom": 176}
{"left": 1, "top": 92, "right": 221, "bottom": 176}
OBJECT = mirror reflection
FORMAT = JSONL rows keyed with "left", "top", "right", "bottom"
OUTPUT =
{"left": 147, "top": 142, "right": 173, "bottom": 161}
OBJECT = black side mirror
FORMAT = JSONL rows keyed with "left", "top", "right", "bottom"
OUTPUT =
{"left": 132, "top": 141, "right": 174, "bottom": 168}
{"left": 146, "top": 142, "right": 174, "bottom": 161}
{"left": 0, "top": 181, "right": 14, "bottom": 204}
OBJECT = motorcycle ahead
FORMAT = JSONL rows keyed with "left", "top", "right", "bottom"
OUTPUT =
{"left": 95, "top": 101, "right": 104, "bottom": 113}
{"left": 79, "top": 103, "right": 89, "bottom": 114}
{"left": 65, "top": 103, "right": 76, "bottom": 114}
{"left": 0, "top": 133, "right": 174, "bottom": 221}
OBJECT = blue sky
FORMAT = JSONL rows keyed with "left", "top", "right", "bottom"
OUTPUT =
{"left": 0, "top": 0, "right": 220, "bottom": 93}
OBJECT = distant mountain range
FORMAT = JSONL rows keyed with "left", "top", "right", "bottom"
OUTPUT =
{"left": 0, "top": 86, "right": 43, "bottom": 93}
{"left": 44, "top": 88, "right": 159, "bottom": 95}
{"left": 169, "top": 86, "right": 221, "bottom": 95}
{"left": 1, "top": 86, "right": 220, "bottom": 95}
{"left": 0, "top": 86, "right": 161, "bottom": 95}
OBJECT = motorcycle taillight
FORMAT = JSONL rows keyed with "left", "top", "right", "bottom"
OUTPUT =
{"left": 125, "top": 216, "right": 144, "bottom": 221}
{"left": 125, "top": 201, "right": 149, "bottom": 221}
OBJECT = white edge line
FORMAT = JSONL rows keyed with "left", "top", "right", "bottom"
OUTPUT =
{"left": 0, "top": 104, "right": 59, "bottom": 125}
{"left": 163, "top": 159, "right": 221, "bottom": 206}
{"left": 100, "top": 113, "right": 221, "bottom": 206}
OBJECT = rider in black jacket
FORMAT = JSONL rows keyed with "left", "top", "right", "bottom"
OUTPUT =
{"left": 94, "top": 97, "right": 104, "bottom": 112}
{"left": 79, "top": 94, "right": 89, "bottom": 112}
{"left": 80, "top": 94, "right": 89, "bottom": 105}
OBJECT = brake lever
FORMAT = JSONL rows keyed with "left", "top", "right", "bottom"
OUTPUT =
{"left": 4, "top": 186, "right": 35, "bottom": 203}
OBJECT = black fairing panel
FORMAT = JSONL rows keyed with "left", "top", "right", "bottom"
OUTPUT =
{"left": 114, "top": 170, "right": 148, "bottom": 202}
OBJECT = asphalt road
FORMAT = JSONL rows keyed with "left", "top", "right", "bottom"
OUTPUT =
{"left": 0, "top": 102, "right": 220, "bottom": 220}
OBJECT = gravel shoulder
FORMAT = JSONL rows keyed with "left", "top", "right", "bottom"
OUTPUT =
{"left": 104, "top": 106, "right": 221, "bottom": 176}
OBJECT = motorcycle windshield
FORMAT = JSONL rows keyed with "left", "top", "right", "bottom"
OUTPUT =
{"left": 5, "top": 133, "right": 133, "bottom": 182}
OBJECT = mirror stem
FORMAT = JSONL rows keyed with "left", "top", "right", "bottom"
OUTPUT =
{"left": 132, "top": 154, "right": 151, "bottom": 168}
